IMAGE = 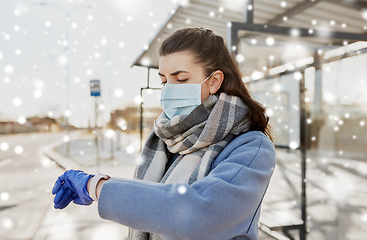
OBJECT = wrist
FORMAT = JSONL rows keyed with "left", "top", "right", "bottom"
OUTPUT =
{"left": 96, "top": 179, "right": 108, "bottom": 198}
{"left": 88, "top": 174, "right": 111, "bottom": 201}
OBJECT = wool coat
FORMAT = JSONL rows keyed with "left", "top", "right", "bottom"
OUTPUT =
{"left": 98, "top": 130, "right": 276, "bottom": 240}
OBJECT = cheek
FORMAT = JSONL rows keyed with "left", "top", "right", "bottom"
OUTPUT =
{"left": 200, "top": 84, "right": 211, "bottom": 103}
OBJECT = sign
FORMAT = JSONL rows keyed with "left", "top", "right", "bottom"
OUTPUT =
{"left": 90, "top": 79, "right": 101, "bottom": 97}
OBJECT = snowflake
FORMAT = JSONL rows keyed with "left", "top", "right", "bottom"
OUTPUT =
{"left": 0, "top": 192, "right": 9, "bottom": 201}
{"left": 33, "top": 90, "right": 42, "bottom": 99}
{"left": 18, "top": 116, "right": 26, "bottom": 124}
{"left": 114, "top": 88, "right": 123, "bottom": 98}
{"left": 63, "top": 135, "right": 70, "bottom": 142}
{"left": 4, "top": 65, "right": 14, "bottom": 74}
{"left": 178, "top": 185, "right": 187, "bottom": 194}
{"left": 64, "top": 110, "right": 71, "bottom": 117}
{"left": 13, "top": 97, "right": 22, "bottom": 106}
{"left": 126, "top": 145, "right": 135, "bottom": 154}
{"left": 289, "top": 141, "right": 298, "bottom": 150}
{"left": 14, "top": 145, "right": 24, "bottom": 155}
{"left": 2, "top": 217, "right": 14, "bottom": 229}
{"left": 0, "top": 142, "right": 9, "bottom": 151}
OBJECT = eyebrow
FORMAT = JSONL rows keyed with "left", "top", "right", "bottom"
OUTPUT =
{"left": 158, "top": 70, "right": 189, "bottom": 76}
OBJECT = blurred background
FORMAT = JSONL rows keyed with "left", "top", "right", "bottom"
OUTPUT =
{"left": 1, "top": 0, "right": 367, "bottom": 239}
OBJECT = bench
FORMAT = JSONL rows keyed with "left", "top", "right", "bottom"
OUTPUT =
{"left": 259, "top": 206, "right": 304, "bottom": 240}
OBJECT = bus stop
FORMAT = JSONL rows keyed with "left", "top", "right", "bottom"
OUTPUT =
{"left": 131, "top": 1, "right": 367, "bottom": 239}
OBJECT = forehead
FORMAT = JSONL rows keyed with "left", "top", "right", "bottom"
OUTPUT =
{"left": 158, "top": 50, "right": 202, "bottom": 74}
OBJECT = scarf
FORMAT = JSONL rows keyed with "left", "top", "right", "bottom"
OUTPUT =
{"left": 129, "top": 92, "right": 251, "bottom": 240}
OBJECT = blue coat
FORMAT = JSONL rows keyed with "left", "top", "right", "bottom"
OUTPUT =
{"left": 98, "top": 131, "right": 276, "bottom": 240}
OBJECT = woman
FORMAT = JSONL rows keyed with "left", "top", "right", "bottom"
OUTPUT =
{"left": 52, "top": 27, "right": 276, "bottom": 240}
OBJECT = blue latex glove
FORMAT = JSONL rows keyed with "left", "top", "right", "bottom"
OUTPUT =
{"left": 52, "top": 170, "right": 94, "bottom": 209}
{"left": 53, "top": 180, "right": 78, "bottom": 209}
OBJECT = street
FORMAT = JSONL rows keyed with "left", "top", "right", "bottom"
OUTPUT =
{"left": 0, "top": 132, "right": 134, "bottom": 240}
{"left": 0, "top": 132, "right": 65, "bottom": 239}
{"left": 1, "top": 132, "right": 367, "bottom": 240}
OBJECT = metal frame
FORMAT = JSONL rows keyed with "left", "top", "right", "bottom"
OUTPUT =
{"left": 228, "top": 18, "right": 367, "bottom": 240}
{"left": 265, "top": 0, "right": 322, "bottom": 25}
{"left": 243, "top": 0, "right": 254, "bottom": 23}
{"left": 323, "top": 0, "right": 367, "bottom": 10}
{"left": 139, "top": 68, "right": 161, "bottom": 152}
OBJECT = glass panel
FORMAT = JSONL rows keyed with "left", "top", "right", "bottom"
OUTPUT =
{"left": 310, "top": 54, "right": 367, "bottom": 160}
{"left": 248, "top": 74, "right": 300, "bottom": 148}
{"left": 241, "top": 33, "right": 367, "bottom": 239}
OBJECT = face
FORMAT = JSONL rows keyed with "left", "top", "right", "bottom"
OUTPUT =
{"left": 158, "top": 50, "right": 212, "bottom": 103}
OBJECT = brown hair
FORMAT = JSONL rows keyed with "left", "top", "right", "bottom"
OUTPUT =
{"left": 159, "top": 27, "right": 273, "bottom": 141}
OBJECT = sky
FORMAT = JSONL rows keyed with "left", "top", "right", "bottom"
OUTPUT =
{"left": 0, "top": 0, "right": 176, "bottom": 128}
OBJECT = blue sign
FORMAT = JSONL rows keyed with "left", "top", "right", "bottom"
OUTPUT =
{"left": 90, "top": 80, "right": 101, "bottom": 97}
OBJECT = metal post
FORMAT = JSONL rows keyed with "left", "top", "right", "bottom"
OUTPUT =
{"left": 110, "top": 138, "right": 114, "bottom": 159}
{"left": 33, "top": 2, "right": 96, "bottom": 155}
{"left": 243, "top": 0, "right": 254, "bottom": 24}
{"left": 227, "top": 0, "right": 254, "bottom": 55}
{"left": 227, "top": 22, "right": 239, "bottom": 56}
{"left": 110, "top": 110, "right": 115, "bottom": 159}
{"left": 299, "top": 72, "right": 307, "bottom": 240}
{"left": 139, "top": 68, "right": 151, "bottom": 152}
{"left": 147, "top": 67, "right": 151, "bottom": 88}
{"left": 117, "top": 129, "right": 121, "bottom": 150}
{"left": 95, "top": 97, "right": 100, "bottom": 172}
{"left": 65, "top": 12, "right": 71, "bottom": 156}
{"left": 140, "top": 88, "right": 143, "bottom": 152}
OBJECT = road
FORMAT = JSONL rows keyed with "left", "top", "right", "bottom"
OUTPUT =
{"left": 0, "top": 132, "right": 132, "bottom": 240}
{"left": 0, "top": 132, "right": 65, "bottom": 239}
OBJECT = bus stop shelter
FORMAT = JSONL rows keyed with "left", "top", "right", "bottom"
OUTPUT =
{"left": 131, "top": 1, "right": 367, "bottom": 239}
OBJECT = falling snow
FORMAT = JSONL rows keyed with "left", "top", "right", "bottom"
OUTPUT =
{"left": 14, "top": 145, "right": 24, "bottom": 155}
{"left": 178, "top": 185, "right": 187, "bottom": 194}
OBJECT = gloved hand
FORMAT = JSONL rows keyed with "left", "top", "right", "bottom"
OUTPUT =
{"left": 52, "top": 170, "right": 94, "bottom": 209}
{"left": 52, "top": 179, "right": 78, "bottom": 209}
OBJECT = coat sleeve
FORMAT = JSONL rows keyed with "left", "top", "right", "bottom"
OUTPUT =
{"left": 97, "top": 132, "right": 276, "bottom": 240}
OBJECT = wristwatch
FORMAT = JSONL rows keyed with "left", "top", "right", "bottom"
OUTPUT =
{"left": 89, "top": 173, "right": 111, "bottom": 201}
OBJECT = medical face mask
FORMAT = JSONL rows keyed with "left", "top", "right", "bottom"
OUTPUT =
{"left": 160, "top": 72, "right": 214, "bottom": 119}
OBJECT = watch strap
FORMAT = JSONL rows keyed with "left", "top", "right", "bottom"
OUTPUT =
{"left": 89, "top": 173, "right": 111, "bottom": 201}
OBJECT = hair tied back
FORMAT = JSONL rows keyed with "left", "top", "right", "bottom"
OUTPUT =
{"left": 193, "top": 26, "right": 213, "bottom": 34}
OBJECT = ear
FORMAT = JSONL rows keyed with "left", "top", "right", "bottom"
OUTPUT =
{"left": 209, "top": 70, "right": 224, "bottom": 95}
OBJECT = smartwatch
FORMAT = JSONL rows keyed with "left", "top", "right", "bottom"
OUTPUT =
{"left": 89, "top": 173, "right": 111, "bottom": 201}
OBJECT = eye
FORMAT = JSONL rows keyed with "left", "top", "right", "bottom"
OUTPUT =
{"left": 177, "top": 79, "right": 188, "bottom": 82}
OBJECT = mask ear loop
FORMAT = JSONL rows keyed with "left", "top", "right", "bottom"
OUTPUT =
{"left": 202, "top": 71, "right": 216, "bottom": 99}
{"left": 201, "top": 71, "right": 215, "bottom": 85}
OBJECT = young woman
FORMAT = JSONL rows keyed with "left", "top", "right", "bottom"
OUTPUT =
{"left": 52, "top": 27, "right": 276, "bottom": 240}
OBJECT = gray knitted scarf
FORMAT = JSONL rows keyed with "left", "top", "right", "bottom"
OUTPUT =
{"left": 129, "top": 92, "right": 251, "bottom": 240}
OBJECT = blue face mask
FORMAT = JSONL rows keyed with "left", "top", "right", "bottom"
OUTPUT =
{"left": 160, "top": 72, "right": 214, "bottom": 119}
